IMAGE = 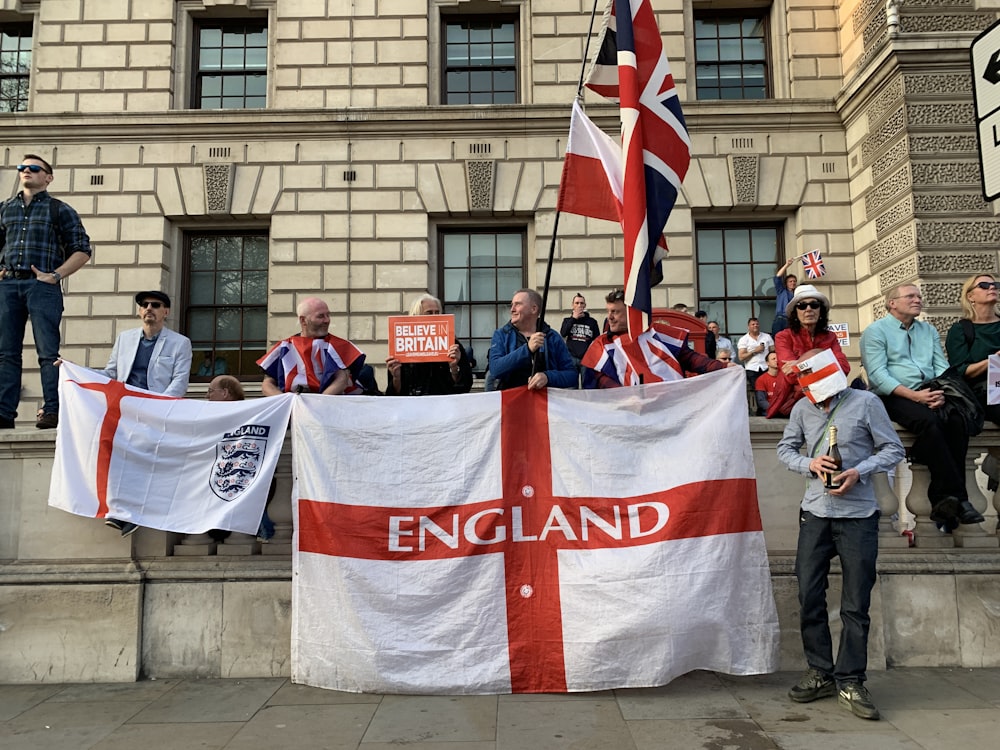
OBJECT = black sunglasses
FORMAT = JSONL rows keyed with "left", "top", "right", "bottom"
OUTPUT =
{"left": 139, "top": 301, "right": 164, "bottom": 309}
{"left": 17, "top": 164, "right": 50, "bottom": 174}
{"left": 795, "top": 301, "right": 822, "bottom": 310}
{"left": 611, "top": 290, "right": 625, "bottom": 301}
{"left": 975, "top": 281, "right": 1000, "bottom": 290}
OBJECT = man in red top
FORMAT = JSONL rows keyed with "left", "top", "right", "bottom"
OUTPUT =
{"left": 755, "top": 352, "right": 784, "bottom": 416}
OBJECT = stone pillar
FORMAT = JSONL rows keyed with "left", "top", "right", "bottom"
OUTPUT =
{"left": 873, "top": 469, "right": 908, "bottom": 548}
{"left": 217, "top": 531, "right": 259, "bottom": 556}
{"left": 262, "top": 463, "right": 293, "bottom": 557}
{"left": 906, "top": 463, "right": 955, "bottom": 548}
{"left": 954, "top": 452, "right": 999, "bottom": 548}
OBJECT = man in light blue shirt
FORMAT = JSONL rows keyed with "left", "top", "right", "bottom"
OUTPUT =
{"left": 860, "top": 283, "right": 983, "bottom": 529}
{"left": 777, "top": 350, "right": 904, "bottom": 721}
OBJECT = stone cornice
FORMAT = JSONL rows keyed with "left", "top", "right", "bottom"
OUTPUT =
{"left": 0, "top": 101, "right": 844, "bottom": 144}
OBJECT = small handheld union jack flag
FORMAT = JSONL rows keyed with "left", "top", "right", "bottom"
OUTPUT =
{"left": 801, "top": 249, "right": 826, "bottom": 279}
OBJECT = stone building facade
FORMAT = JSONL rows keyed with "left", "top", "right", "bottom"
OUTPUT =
{"left": 3, "top": 0, "right": 1000, "bottom": 683}
{"left": 0, "top": 0, "right": 995, "bottom": 404}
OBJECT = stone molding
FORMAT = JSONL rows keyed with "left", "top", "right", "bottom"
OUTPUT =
{"left": 917, "top": 251, "right": 997, "bottom": 274}
{"left": 875, "top": 196, "right": 914, "bottom": 237}
{"left": 204, "top": 163, "right": 235, "bottom": 214}
{"left": 465, "top": 160, "right": 495, "bottom": 213}
{"left": 917, "top": 220, "right": 1000, "bottom": 246}
{"left": 877, "top": 254, "right": 918, "bottom": 292}
{"left": 865, "top": 165, "right": 911, "bottom": 218}
{"left": 729, "top": 155, "right": 759, "bottom": 206}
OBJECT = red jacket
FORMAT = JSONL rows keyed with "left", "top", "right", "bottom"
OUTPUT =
{"left": 774, "top": 327, "right": 849, "bottom": 382}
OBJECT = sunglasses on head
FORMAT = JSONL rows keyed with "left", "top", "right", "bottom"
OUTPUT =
{"left": 17, "top": 164, "right": 49, "bottom": 174}
{"left": 139, "top": 301, "right": 164, "bottom": 309}
{"left": 611, "top": 290, "right": 625, "bottom": 301}
{"left": 795, "top": 301, "right": 822, "bottom": 310}
{"left": 975, "top": 281, "right": 1000, "bottom": 290}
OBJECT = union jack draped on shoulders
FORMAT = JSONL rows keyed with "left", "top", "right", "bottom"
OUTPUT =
{"left": 582, "top": 323, "right": 687, "bottom": 387}
{"left": 257, "top": 334, "right": 366, "bottom": 394}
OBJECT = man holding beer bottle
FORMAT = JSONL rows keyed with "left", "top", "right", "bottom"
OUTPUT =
{"left": 776, "top": 348, "right": 904, "bottom": 722}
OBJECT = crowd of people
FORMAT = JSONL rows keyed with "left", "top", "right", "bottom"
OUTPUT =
{"left": 5, "top": 151, "right": 1000, "bottom": 722}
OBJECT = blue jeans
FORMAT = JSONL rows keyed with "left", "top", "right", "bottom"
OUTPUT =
{"left": 795, "top": 510, "right": 879, "bottom": 685}
{"left": 0, "top": 278, "right": 64, "bottom": 420}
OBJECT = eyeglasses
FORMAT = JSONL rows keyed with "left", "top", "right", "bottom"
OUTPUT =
{"left": 975, "top": 281, "right": 1000, "bottom": 290}
{"left": 17, "top": 164, "right": 50, "bottom": 174}
{"left": 795, "top": 301, "right": 822, "bottom": 310}
{"left": 138, "top": 301, "right": 164, "bottom": 309}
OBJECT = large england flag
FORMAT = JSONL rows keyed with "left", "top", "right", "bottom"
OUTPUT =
{"left": 292, "top": 366, "right": 778, "bottom": 694}
{"left": 49, "top": 362, "right": 293, "bottom": 534}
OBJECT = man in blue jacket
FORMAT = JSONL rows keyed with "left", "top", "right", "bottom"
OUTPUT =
{"left": 489, "top": 289, "right": 576, "bottom": 391}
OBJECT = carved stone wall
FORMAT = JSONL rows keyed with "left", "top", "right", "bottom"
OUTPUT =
{"left": 465, "top": 160, "right": 495, "bottom": 212}
{"left": 877, "top": 256, "right": 919, "bottom": 293}
{"left": 865, "top": 165, "right": 911, "bottom": 217}
{"left": 203, "top": 163, "right": 233, "bottom": 214}
{"left": 729, "top": 155, "right": 758, "bottom": 205}
{"left": 917, "top": 252, "right": 997, "bottom": 275}
{"left": 913, "top": 194, "right": 990, "bottom": 215}
{"left": 871, "top": 224, "right": 917, "bottom": 271}
{"left": 911, "top": 162, "right": 980, "bottom": 187}
{"left": 874, "top": 196, "right": 913, "bottom": 237}
{"left": 917, "top": 221, "right": 1000, "bottom": 246}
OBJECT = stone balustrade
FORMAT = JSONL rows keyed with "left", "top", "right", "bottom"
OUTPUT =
{"left": 2, "top": 420, "right": 999, "bottom": 683}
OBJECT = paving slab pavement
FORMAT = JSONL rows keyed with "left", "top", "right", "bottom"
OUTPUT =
{"left": 0, "top": 668, "right": 996, "bottom": 750}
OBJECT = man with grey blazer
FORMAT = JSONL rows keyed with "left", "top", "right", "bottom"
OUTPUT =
{"left": 101, "top": 290, "right": 192, "bottom": 536}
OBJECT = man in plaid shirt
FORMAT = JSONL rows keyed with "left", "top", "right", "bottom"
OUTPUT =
{"left": 0, "top": 154, "right": 92, "bottom": 429}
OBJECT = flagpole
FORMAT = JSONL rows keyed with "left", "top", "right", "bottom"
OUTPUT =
{"left": 538, "top": 0, "right": 604, "bottom": 330}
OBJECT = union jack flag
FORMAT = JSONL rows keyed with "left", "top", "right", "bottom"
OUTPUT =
{"left": 581, "top": 323, "right": 687, "bottom": 387}
{"left": 585, "top": 0, "right": 691, "bottom": 334}
{"left": 257, "top": 334, "right": 366, "bottom": 394}
{"left": 801, "top": 249, "right": 826, "bottom": 279}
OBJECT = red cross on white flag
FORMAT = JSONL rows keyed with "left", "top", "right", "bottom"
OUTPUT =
{"left": 291, "top": 367, "right": 779, "bottom": 694}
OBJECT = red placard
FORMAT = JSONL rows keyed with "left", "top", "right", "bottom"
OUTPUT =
{"left": 388, "top": 315, "right": 454, "bottom": 363}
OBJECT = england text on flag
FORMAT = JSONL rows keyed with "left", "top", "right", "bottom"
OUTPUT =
{"left": 556, "top": 100, "right": 623, "bottom": 223}
{"left": 291, "top": 368, "right": 779, "bottom": 694}
{"left": 585, "top": 0, "right": 692, "bottom": 329}
{"left": 801, "top": 249, "right": 827, "bottom": 279}
{"left": 49, "top": 361, "right": 293, "bottom": 534}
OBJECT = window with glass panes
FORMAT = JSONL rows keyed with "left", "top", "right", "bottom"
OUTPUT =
{"left": 185, "top": 232, "right": 268, "bottom": 380}
{"left": 440, "top": 229, "right": 525, "bottom": 376}
{"left": 443, "top": 15, "right": 517, "bottom": 104}
{"left": 193, "top": 21, "right": 266, "bottom": 109}
{"left": 0, "top": 24, "right": 31, "bottom": 113}
{"left": 696, "top": 224, "right": 782, "bottom": 337}
{"left": 694, "top": 11, "right": 768, "bottom": 100}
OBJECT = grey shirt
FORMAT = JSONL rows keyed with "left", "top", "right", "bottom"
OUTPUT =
{"left": 776, "top": 388, "right": 905, "bottom": 518}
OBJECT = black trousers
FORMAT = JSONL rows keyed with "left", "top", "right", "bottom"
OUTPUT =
{"left": 880, "top": 394, "right": 969, "bottom": 506}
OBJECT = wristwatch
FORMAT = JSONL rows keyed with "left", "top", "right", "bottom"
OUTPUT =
{"left": 51, "top": 271, "right": 61, "bottom": 282}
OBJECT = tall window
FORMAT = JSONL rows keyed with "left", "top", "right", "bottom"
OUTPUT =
{"left": 440, "top": 229, "right": 525, "bottom": 375}
{"left": 442, "top": 15, "right": 518, "bottom": 104}
{"left": 185, "top": 232, "right": 268, "bottom": 380}
{"left": 193, "top": 20, "right": 267, "bottom": 109}
{"left": 696, "top": 224, "right": 781, "bottom": 336}
{"left": 0, "top": 24, "right": 31, "bottom": 113}
{"left": 694, "top": 11, "right": 769, "bottom": 100}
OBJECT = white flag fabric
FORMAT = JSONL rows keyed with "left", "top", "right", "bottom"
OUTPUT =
{"left": 292, "top": 366, "right": 779, "bottom": 694}
{"left": 49, "top": 362, "right": 293, "bottom": 534}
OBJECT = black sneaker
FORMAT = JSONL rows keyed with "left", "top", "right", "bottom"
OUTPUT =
{"left": 929, "top": 496, "right": 961, "bottom": 530}
{"left": 120, "top": 522, "right": 139, "bottom": 538}
{"left": 35, "top": 412, "right": 58, "bottom": 429}
{"left": 788, "top": 668, "right": 835, "bottom": 703}
{"left": 838, "top": 682, "right": 880, "bottom": 720}
{"left": 0, "top": 417, "right": 14, "bottom": 429}
{"left": 104, "top": 518, "right": 124, "bottom": 531}
{"left": 957, "top": 500, "right": 985, "bottom": 525}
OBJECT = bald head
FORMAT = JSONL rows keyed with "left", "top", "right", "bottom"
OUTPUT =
{"left": 297, "top": 297, "right": 331, "bottom": 338}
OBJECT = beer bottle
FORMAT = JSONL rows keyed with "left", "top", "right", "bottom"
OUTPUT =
{"left": 824, "top": 424, "right": 843, "bottom": 489}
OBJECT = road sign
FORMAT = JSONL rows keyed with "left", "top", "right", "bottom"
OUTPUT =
{"left": 971, "top": 19, "right": 1000, "bottom": 201}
